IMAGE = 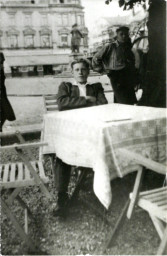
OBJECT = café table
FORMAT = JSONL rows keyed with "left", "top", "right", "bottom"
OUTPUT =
{"left": 42, "top": 103, "right": 167, "bottom": 209}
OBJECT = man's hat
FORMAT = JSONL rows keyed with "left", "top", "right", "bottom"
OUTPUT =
{"left": 72, "top": 23, "right": 78, "bottom": 28}
{"left": 116, "top": 26, "right": 129, "bottom": 33}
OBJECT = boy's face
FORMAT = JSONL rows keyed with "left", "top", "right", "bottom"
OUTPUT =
{"left": 117, "top": 30, "right": 129, "bottom": 43}
{"left": 72, "top": 62, "right": 89, "bottom": 84}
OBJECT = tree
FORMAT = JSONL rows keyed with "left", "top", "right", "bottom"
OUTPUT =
{"left": 105, "top": 0, "right": 166, "bottom": 108}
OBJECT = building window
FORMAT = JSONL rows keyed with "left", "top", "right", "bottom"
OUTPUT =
{"left": 83, "top": 36, "right": 88, "bottom": 47}
{"left": 72, "top": 0, "right": 79, "bottom": 3}
{"left": 62, "top": 14, "right": 68, "bottom": 26}
{"left": 59, "top": 0, "right": 64, "bottom": 3}
{"left": 71, "top": 13, "right": 76, "bottom": 25}
{"left": 57, "top": 14, "right": 62, "bottom": 25}
{"left": 61, "top": 35, "right": 67, "bottom": 43}
{"left": 77, "top": 15, "right": 82, "bottom": 25}
{"left": 25, "top": 14, "right": 31, "bottom": 26}
{"left": 8, "top": 35, "right": 18, "bottom": 48}
{"left": 41, "top": 14, "right": 48, "bottom": 26}
{"left": 24, "top": 35, "right": 34, "bottom": 48}
{"left": 9, "top": 14, "right": 15, "bottom": 26}
{"left": 41, "top": 35, "right": 50, "bottom": 48}
{"left": 61, "top": 35, "right": 68, "bottom": 46}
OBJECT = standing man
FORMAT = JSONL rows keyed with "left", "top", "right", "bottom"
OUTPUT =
{"left": 54, "top": 58, "right": 108, "bottom": 215}
{"left": 92, "top": 26, "right": 137, "bottom": 105}
{"left": 70, "top": 24, "right": 83, "bottom": 53}
{"left": 0, "top": 52, "right": 16, "bottom": 131}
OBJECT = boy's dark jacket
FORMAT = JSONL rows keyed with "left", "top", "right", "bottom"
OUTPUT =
{"left": 57, "top": 82, "right": 108, "bottom": 111}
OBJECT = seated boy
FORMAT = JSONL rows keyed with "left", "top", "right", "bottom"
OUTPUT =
{"left": 54, "top": 58, "right": 108, "bottom": 215}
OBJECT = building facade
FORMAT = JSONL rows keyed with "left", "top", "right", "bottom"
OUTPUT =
{"left": 0, "top": 0, "right": 88, "bottom": 76}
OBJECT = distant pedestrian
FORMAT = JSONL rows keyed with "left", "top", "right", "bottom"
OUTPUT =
{"left": 92, "top": 26, "right": 137, "bottom": 105}
{"left": 0, "top": 52, "right": 16, "bottom": 131}
{"left": 71, "top": 24, "right": 83, "bottom": 53}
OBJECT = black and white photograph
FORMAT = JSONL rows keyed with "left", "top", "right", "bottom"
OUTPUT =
{"left": 0, "top": 0, "right": 166, "bottom": 255}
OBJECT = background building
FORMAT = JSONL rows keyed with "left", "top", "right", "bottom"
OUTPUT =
{"left": 0, "top": 0, "right": 88, "bottom": 76}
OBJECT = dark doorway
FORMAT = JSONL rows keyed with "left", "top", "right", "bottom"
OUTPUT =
{"left": 43, "top": 65, "right": 53, "bottom": 75}
{"left": 11, "top": 66, "right": 22, "bottom": 77}
{"left": 28, "top": 66, "right": 38, "bottom": 76}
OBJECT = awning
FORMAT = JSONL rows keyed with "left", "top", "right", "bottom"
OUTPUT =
{"left": 5, "top": 54, "right": 70, "bottom": 66}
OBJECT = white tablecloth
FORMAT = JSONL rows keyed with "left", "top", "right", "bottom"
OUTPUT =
{"left": 42, "top": 104, "right": 167, "bottom": 209}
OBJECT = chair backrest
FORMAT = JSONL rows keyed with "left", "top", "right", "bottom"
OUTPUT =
{"left": 43, "top": 94, "right": 58, "bottom": 113}
{"left": 118, "top": 148, "right": 167, "bottom": 220}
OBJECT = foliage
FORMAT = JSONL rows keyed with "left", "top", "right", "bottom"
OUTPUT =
{"left": 105, "top": 0, "right": 147, "bottom": 10}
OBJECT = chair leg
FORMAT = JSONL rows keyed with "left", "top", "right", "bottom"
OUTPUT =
{"left": 1, "top": 199, "right": 37, "bottom": 251}
{"left": 150, "top": 214, "right": 165, "bottom": 240}
{"left": 157, "top": 226, "right": 167, "bottom": 255}
{"left": 127, "top": 167, "right": 144, "bottom": 219}
{"left": 25, "top": 208, "right": 28, "bottom": 234}
{"left": 16, "top": 195, "right": 34, "bottom": 219}
{"left": 6, "top": 187, "right": 22, "bottom": 205}
{"left": 49, "top": 154, "right": 56, "bottom": 176}
{"left": 103, "top": 199, "right": 129, "bottom": 252}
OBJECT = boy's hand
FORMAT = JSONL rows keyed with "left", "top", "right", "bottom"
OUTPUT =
{"left": 86, "top": 96, "right": 96, "bottom": 103}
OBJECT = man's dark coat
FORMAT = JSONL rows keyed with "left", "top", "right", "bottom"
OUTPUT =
{"left": 1, "top": 69, "right": 16, "bottom": 127}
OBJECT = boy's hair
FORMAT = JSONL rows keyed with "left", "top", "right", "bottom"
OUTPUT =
{"left": 71, "top": 58, "right": 90, "bottom": 70}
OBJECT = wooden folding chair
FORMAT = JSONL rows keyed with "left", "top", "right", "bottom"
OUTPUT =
{"left": 40, "top": 94, "right": 58, "bottom": 168}
{"left": 1, "top": 131, "right": 52, "bottom": 251}
{"left": 104, "top": 149, "right": 167, "bottom": 255}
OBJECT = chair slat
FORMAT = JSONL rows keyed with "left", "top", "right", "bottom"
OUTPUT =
{"left": 156, "top": 199, "right": 167, "bottom": 207}
{"left": 17, "top": 163, "right": 24, "bottom": 181}
{"left": 150, "top": 193, "right": 167, "bottom": 203}
{"left": 160, "top": 205, "right": 167, "bottom": 210}
{"left": 10, "top": 164, "right": 16, "bottom": 182}
{"left": 44, "top": 95, "right": 57, "bottom": 100}
{"left": 45, "top": 100, "right": 57, "bottom": 105}
{"left": 46, "top": 105, "right": 58, "bottom": 109}
{"left": 3, "top": 164, "right": 10, "bottom": 182}
{"left": 142, "top": 190, "right": 167, "bottom": 201}
{"left": 140, "top": 187, "right": 166, "bottom": 196}
{"left": 24, "top": 164, "right": 31, "bottom": 180}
